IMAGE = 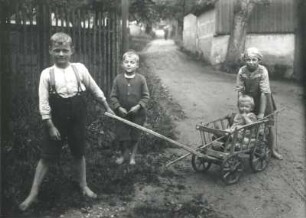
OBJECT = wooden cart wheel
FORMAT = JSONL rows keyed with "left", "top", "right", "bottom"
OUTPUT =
{"left": 191, "top": 155, "right": 211, "bottom": 172}
{"left": 221, "top": 155, "right": 244, "bottom": 185}
{"left": 250, "top": 138, "right": 271, "bottom": 172}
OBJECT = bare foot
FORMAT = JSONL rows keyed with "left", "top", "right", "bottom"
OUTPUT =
{"left": 129, "top": 158, "right": 136, "bottom": 165}
{"left": 115, "top": 156, "right": 124, "bottom": 165}
{"left": 82, "top": 186, "right": 97, "bottom": 199}
{"left": 272, "top": 151, "right": 283, "bottom": 160}
{"left": 19, "top": 194, "right": 37, "bottom": 211}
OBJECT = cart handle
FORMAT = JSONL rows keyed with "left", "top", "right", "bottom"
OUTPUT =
{"left": 105, "top": 112, "right": 205, "bottom": 158}
{"left": 233, "top": 107, "right": 285, "bottom": 132}
{"left": 261, "top": 107, "right": 285, "bottom": 119}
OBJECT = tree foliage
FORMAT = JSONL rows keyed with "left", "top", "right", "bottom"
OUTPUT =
{"left": 1, "top": 0, "right": 209, "bottom": 27}
{"left": 129, "top": 0, "right": 158, "bottom": 24}
{"left": 1, "top": 0, "right": 116, "bottom": 19}
{"left": 128, "top": 0, "right": 211, "bottom": 26}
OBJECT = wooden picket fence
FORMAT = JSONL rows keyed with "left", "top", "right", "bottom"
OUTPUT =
{"left": 1, "top": 0, "right": 121, "bottom": 95}
{"left": 0, "top": 1, "right": 124, "bottom": 141}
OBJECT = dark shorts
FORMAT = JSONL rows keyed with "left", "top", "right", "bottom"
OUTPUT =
{"left": 41, "top": 93, "right": 86, "bottom": 160}
{"left": 41, "top": 118, "right": 86, "bottom": 160}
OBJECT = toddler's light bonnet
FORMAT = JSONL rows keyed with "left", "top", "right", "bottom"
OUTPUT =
{"left": 243, "top": 47, "right": 263, "bottom": 60}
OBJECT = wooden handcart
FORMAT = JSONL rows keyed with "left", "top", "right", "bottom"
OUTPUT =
{"left": 105, "top": 112, "right": 277, "bottom": 185}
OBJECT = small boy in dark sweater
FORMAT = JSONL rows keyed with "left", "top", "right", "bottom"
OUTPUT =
{"left": 110, "top": 50, "right": 150, "bottom": 165}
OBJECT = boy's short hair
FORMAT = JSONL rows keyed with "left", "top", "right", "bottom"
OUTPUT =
{"left": 50, "top": 32, "right": 72, "bottom": 47}
{"left": 238, "top": 95, "right": 255, "bottom": 109}
{"left": 122, "top": 50, "right": 139, "bottom": 63}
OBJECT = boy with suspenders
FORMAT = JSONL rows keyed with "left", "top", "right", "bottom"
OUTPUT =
{"left": 19, "top": 32, "right": 114, "bottom": 211}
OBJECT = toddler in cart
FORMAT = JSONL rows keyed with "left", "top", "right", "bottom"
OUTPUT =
{"left": 213, "top": 95, "right": 257, "bottom": 151}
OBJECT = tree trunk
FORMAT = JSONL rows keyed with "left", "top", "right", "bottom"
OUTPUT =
{"left": 223, "top": 0, "right": 256, "bottom": 73}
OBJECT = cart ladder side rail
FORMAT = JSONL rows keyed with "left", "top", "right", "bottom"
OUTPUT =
{"left": 165, "top": 135, "right": 227, "bottom": 167}
{"left": 196, "top": 125, "right": 231, "bottom": 136}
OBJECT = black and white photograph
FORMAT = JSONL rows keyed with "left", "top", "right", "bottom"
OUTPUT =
{"left": 1, "top": 0, "right": 305, "bottom": 217}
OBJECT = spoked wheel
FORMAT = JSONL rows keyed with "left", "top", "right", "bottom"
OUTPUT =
{"left": 250, "top": 139, "right": 271, "bottom": 172}
{"left": 221, "top": 155, "right": 244, "bottom": 185}
{"left": 191, "top": 154, "right": 211, "bottom": 172}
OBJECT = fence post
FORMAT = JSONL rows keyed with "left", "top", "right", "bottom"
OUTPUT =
{"left": 1, "top": 2, "right": 11, "bottom": 141}
{"left": 37, "top": 1, "right": 51, "bottom": 71}
{"left": 121, "top": 0, "right": 129, "bottom": 54}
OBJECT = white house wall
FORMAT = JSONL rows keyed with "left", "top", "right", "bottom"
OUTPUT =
{"left": 197, "top": 10, "right": 216, "bottom": 62}
{"left": 211, "top": 34, "right": 295, "bottom": 67}
{"left": 183, "top": 14, "right": 197, "bottom": 52}
{"left": 245, "top": 34, "right": 295, "bottom": 66}
{"left": 183, "top": 10, "right": 294, "bottom": 77}
{"left": 211, "top": 35, "right": 230, "bottom": 65}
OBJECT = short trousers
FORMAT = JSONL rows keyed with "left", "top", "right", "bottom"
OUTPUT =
{"left": 41, "top": 118, "right": 86, "bottom": 160}
{"left": 40, "top": 92, "right": 86, "bottom": 160}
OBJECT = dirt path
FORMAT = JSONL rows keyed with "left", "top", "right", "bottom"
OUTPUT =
{"left": 142, "top": 39, "right": 306, "bottom": 218}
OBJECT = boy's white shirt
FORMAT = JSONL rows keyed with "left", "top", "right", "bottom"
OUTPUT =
{"left": 50, "top": 64, "right": 86, "bottom": 97}
{"left": 39, "top": 63, "right": 106, "bottom": 120}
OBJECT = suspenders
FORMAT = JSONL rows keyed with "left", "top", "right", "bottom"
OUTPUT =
{"left": 49, "top": 68, "right": 56, "bottom": 94}
{"left": 71, "top": 64, "right": 82, "bottom": 92}
{"left": 49, "top": 64, "right": 82, "bottom": 94}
